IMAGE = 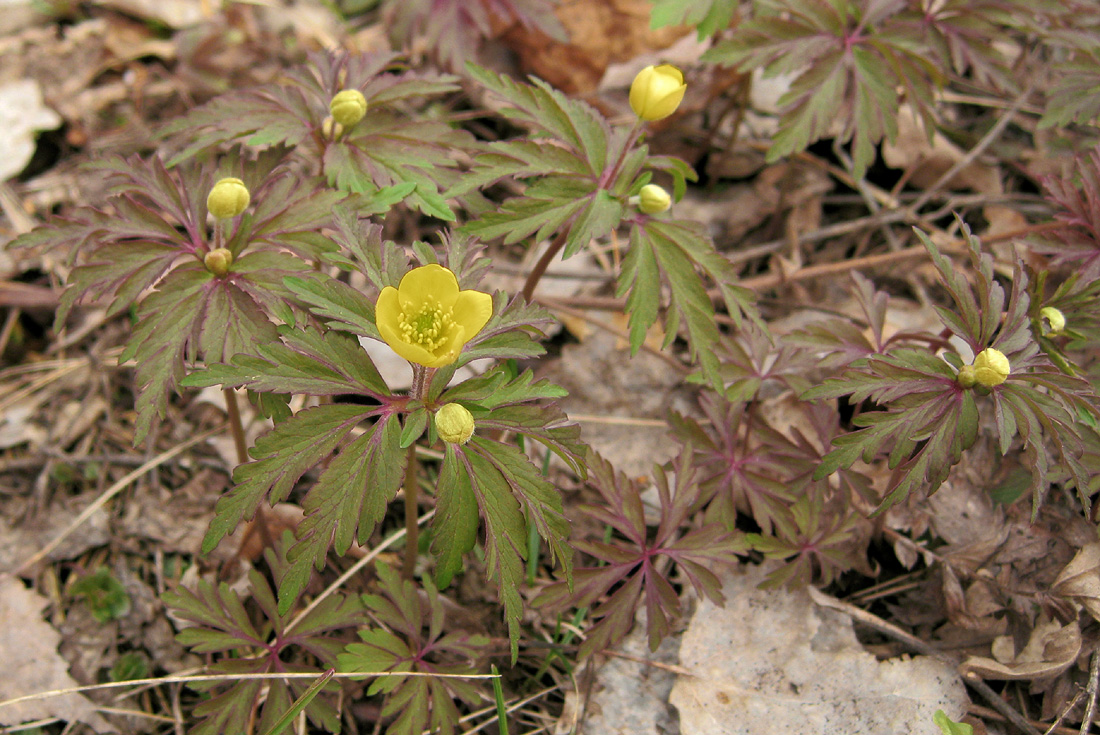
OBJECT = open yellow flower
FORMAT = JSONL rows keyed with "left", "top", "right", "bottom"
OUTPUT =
{"left": 376, "top": 264, "right": 493, "bottom": 368}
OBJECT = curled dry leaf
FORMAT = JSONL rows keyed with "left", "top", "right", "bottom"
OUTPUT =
{"left": 1052, "top": 542, "right": 1100, "bottom": 623}
{"left": 961, "top": 617, "right": 1082, "bottom": 681}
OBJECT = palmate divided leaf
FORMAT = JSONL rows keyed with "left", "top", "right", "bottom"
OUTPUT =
{"left": 535, "top": 450, "right": 745, "bottom": 658}
{"left": 12, "top": 153, "right": 344, "bottom": 443}
{"left": 187, "top": 234, "right": 583, "bottom": 640}
{"left": 648, "top": 0, "right": 737, "bottom": 38}
{"left": 703, "top": 0, "right": 943, "bottom": 178}
{"left": 162, "top": 51, "right": 469, "bottom": 219}
{"left": 807, "top": 219, "right": 1100, "bottom": 515}
{"left": 337, "top": 563, "right": 490, "bottom": 735}
{"left": 164, "top": 538, "right": 365, "bottom": 735}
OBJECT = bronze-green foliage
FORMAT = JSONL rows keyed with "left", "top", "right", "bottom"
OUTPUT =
{"left": 12, "top": 3, "right": 1100, "bottom": 727}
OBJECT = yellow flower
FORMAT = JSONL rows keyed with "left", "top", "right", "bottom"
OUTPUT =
{"left": 375, "top": 264, "right": 493, "bottom": 368}
{"left": 207, "top": 177, "right": 250, "bottom": 219}
{"left": 436, "top": 403, "right": 475, "bottom": 445}
{"left": 629, "top": 64, "right": 686, "bottom": 122}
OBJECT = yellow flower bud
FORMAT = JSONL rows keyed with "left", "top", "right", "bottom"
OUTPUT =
{"left": 1040, "top": 306, "right": 1066, "bottom": 336}
{"left": 638, "top": 184, "right": 671, "bottom": 214}
{"left": 204, "top": 247, "right": 233, "bottom": 277}
{"left": 330, "top": 89, "right": 367, "bottom": 127}
{"left": 972, "top": 348, "right": 1010, "bottom": 388}
{"left": 629, "top": 64, "right": 687, "bottom": 122}
{"left": 321, "top": 115, "right": 344, "bottom": 140}
{"left": 436, "top": 403, "right": 474, "bottom": 445}
{"left": 956, "top": 364, "right": 977, "bottom": 389}
{"left": 207, "top": 177, "right": 250, "bottom": 219}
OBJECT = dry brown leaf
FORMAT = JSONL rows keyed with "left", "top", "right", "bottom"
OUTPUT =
{"left": 1052, "top": 542, "right": 1100, "bottom": 623}
{"left": 502, "top": 0, "right": 690, "bottom": 94}
{"left": 0, "top": 494, "right": 111, "bottom": 570}
{"left": 542, "top": 327, "right": 686, "bottom": 476}
{"left": 882, "top": 106, "right": 1001, "bottom": 193}
{"left": 93, "top": 0, "right": 206, "bottom": 29}
{"left": 961, "top": 617, "right": 1082, "bottom": 681}
{"left": 0, "top": 574, "right": 112, "bottom": 732}
{"left": 0, "top": 79, "right": 61, "bottom": 181}
{"left": 670, "top": 564, "right": 969, "bottom": 735}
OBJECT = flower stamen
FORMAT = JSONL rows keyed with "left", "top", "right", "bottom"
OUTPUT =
{"left": 397, "top": 298, "right": 456, "bottom": 353}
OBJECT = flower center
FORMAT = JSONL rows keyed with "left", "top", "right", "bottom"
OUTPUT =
{"left": 398, "top": 298, "right": 456, "bottom": 353}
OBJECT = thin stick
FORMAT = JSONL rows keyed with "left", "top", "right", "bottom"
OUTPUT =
{"left": 1079, "top": 650, "right": 1100, "bottom": 735}
{"left": 909, "top": 80, "right": 1036, "bottom": 214}
{"left": 13, "top": 425, "right": 222, "bottom": 574}
{"left": 0, "top": 307, "right": 21, "bottom": 357}
{"left": 0, "top": 671, "right": 501, "bottom": 713}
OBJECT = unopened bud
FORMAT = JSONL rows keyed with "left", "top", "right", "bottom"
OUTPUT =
{"left": 629, "top": 64, "right": 686, "bottom": 122}
{"left": 330, "top": 89, "right": 367, "bottom": 127}
{"left": 204, "top": 248, "right": 233, "bottom": 277}
{"left": 972, "top": 348, "right": 1010, "bottom": 388}
{"left": 435, "top": 403, "right": 474, "bottom": 445}
{"left": 1040, "top": 306, "right": 1066, "bottom": 336}
{"left": 321, "top": 116, "right": 344, "bottom": 140}
{"left": 638, "top": 184, "right": 671, "bottom": 215}
{"left": 956, "top": 364, "right": 977, "bottom": 389}
{"left": 207, "top": 177, "right": 250, "bottom": 219}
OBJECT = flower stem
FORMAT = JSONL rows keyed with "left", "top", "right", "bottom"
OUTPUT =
{"left": 521, "top": 229, "right": 568, "bottom": 303}
{"left": 402, "top": 364, "right": 431, "bottom": 579}
{"left": 521, "top": 118, "right": 644, "bottom": 303}
{"left": 223, "top": 388, "right": 249, "bottom": 465}
{"left": 402, "top": 442, "right": 419, "bottom": 580}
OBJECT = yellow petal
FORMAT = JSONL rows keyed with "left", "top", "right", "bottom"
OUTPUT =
{"left": 452, "top": 289, "right": 493, "bottom": 340}
{"left": 375, "top": 285, "right": 415, "bottom": 358}
{"left": 388, "top": 334, "right": 447, "bottom": 367}
{"left": 375, "top": 286, "right": 401, "bottom": 333}
{"left": 629, "top": 66, "right": 657, "bottom": 119}
{"left": 397, "top": 264, "right": 460, "bottom": 312}
{"left": 629, "top": 65, "right": 686, "bottom": 121}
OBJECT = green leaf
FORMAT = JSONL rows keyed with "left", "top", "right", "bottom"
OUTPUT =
{"left": 336, "top": 562, "right": 489, "bottom": 735}
{"left": 703, "top": 0, "right": 941, "bottom": 178}
{"left": 431, "top": 445, "right": 479, "bottom": 589}
{"left": 70, "top": 567, "right": 131, "bottom": 623}
{"left": 118, "top": 266, "right": 211, "bottom": 444}
{"left": 440, "top": 366, "right": 567, "bottom": 408}
{"left": 465, "top": 64, "right": 611, "bottom": 173}
{"left": 400, "top": 408, "right": 429, "bottom": 448}
{"left": 280, "top": 414, "right": 406, "bottom": 613}
{"left": 623, "top": 219, "right": 756, "bottom": 391}
{"left": 561, "top": 189, "right": 624, "bottom": 259}
{"left": 933, "top": 710, "right": 973, "bottom": 735}
{"left": 184, "top": 325, "right": 390, "bottom": 397}
{"left": 202, "top": 404, "right": 375, "bottom": 553}
{"left": 470, "top": 438, "right": 572, "bottom": 577}
{"left": 284, "top": 274, "right": 380, "bottom": 339}
{"left": 259, "top": 671, "right": 335, "bottom": 735}
{"left": 462, "top": 178, "right": 593, "bottom": 245}
{"left": 649, "top": 0, "right": 736, "bottom": 38}
{"left": 458, "top": 443, "right": 529, "bottom": 659}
